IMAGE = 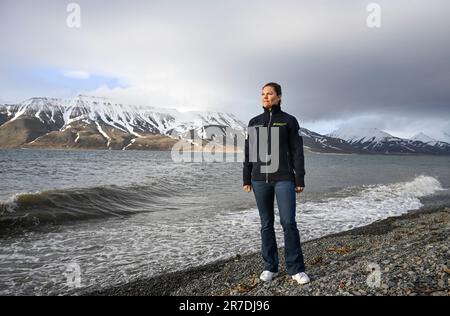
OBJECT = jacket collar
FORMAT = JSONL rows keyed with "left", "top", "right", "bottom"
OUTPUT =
{"left": 262, "top": 105, "right": 282, "bottom": 114}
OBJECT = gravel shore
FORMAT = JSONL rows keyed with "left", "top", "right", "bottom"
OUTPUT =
{"left": 88, "top": 205, "right": 450, "bottom": 296}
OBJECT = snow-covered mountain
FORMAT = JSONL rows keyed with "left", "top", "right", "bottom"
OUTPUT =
{"left": 0, "top": 96, "right": 246, "bottom": 150}
{"left": 300, "top": 128, "right": 359, "bottom": 154}
{"left": 411, "top": 133, "right": 450, "bottom": 151}
{"left": 328, "top": 127, "right": 394, "bottom": 146}
{"left": 328, "top": 127, "right": 450, "bottom": 155}
{"left": 2, "top": 95, "right": 245, "bottom": 136}
{"left": 411, "top": 132, "right": 438, "bottom": 144}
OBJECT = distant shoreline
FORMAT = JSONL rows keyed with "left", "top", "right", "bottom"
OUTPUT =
{"left": 86, "top": 204, "right": 450, "bottom": 296}
{"left": 2, "top": 147, "right": 449, "bottom": 157}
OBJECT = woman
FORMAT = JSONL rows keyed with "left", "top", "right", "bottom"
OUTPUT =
{"left": 243, "top": 82, "right": 310, "bottom": 285}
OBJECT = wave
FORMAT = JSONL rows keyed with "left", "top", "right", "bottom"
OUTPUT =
{"left": 0, "top": 184, "right": 178, "bottom": 234}
{"left": 297, "top": 175, "right": 445, "bottom": 233}
{"left": 0, "top": 175, "right": 445, "bottom": 236}
{"left": 220, "top": 175, "right": 447, "bottom": 246}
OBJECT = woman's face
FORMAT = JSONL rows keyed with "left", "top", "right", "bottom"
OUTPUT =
{"left": 261, "top": 86, "right": 281, "bottom": 108}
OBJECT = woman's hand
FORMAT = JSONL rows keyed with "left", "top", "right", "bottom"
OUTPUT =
{"left": 243, "top": 185, "right": 252, "bottom": 193}
{"left": 295, "top": 186, "right": 304, "bottom": 193}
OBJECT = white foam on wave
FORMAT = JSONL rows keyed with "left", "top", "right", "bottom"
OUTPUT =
{"left": 302, "top": 175, "right": 443, "bottom": 222}
{"left": 293, "top": 175, "right": 444, "bottom": 239}
{"left": 0, "top": 194, "right": 20, "bottom": 215}
{"left": 206, "top": 175, "right": 445, "bottom": 255}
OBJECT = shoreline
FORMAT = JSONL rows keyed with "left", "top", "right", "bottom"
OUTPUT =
{"left": 2, "top": 147, "right": 449, "bottom": 157}
{"left": 87, "top": 204, "right": 450, "bottom": 296}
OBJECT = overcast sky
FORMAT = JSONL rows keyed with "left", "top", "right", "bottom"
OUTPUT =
{"left": 1, "top": 0, "right": 449, "bottom": 139}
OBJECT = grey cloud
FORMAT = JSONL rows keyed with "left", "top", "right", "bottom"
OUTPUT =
{"left": 1, "top": 0, "right": 449, "bottom": 136}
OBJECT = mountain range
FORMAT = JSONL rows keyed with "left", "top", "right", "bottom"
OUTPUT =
{"left": 327, "top": 127, "right": 450, "bottom": 155}
{"left": 1, "top": 95, "right": 449, "bottom": 155}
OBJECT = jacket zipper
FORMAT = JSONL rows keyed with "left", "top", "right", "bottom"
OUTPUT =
{"left": 266, "top": 111, "right": 272, "bottom": 183}
{"left": 287, "top": 152, "right": 291, "bottom": 171}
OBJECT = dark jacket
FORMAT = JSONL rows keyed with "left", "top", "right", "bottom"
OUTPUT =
{"left": 243, "top": 105, "right": 305, "bottom": 187}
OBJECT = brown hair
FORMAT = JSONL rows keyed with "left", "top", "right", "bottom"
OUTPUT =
{"left": 262, "top": 82, "right": 282, "bottom": 106}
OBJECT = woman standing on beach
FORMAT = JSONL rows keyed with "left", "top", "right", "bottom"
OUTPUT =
{"left": 243, "top": 82, "right": 310, "bottom": 285}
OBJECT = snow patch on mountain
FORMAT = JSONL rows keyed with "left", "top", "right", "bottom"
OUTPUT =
{"left": 95, "top": 121, "right": 111, "bottom": 147}
{"left": 328, "top": 127, "right": 396, "bottom": 144}
{"left": 411, "top": 133, "right": 438, "bottom": 145}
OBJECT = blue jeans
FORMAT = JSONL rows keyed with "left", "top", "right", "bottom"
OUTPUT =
{"left": 251, "top": 180, "right": 305, "bottom": 275}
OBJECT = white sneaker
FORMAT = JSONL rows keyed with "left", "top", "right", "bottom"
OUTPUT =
{"left": 259, "top": 270, "right": 279, "bottom": 282}
{"left": 292, "top": 272, "right": 310, "bottom": 285}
